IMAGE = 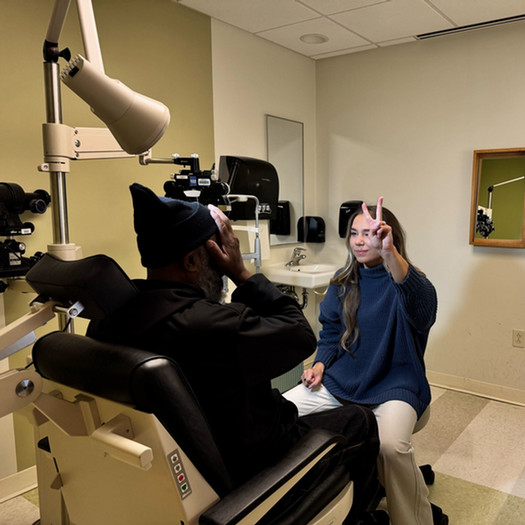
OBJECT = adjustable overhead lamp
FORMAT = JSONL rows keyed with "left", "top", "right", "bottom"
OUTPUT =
{"left": 40, "top": 0, "right": 171, "bottom": 260}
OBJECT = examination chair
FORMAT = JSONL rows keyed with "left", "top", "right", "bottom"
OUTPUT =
{"left": 22, "top": 253, "right": 357, "bottom": 525}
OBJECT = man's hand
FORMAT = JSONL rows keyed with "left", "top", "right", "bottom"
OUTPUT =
{"left": 206, "top": 205, "right": 253, "bottom": 285}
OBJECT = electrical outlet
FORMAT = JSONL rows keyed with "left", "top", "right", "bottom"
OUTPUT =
{"left": 512, "top": 329, "right": 525, "bottom": 348}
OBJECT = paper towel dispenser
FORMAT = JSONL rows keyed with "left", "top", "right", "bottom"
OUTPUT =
{"left": 219, "top": 156, "right": 279, "bottom": 220}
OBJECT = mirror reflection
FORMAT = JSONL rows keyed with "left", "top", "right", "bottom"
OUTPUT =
{"left": 470, "top": 148, "right": 525, "bottom": 248}
{"left": 266, "top": 115, "right": 304, "bottom": 246}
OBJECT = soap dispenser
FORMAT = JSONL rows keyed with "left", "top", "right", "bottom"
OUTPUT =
{"left": 297, "top": 216, "right": 325, "bottom": 243}
{"left": 339, "top": 201, "right": 363, "bottom": 238}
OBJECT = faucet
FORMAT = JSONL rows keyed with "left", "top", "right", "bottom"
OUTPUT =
{"left": 285, "top": 247, "right": 307, "bottom": 268}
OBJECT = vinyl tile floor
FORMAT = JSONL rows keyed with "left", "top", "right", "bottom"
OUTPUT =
{"left": 407, "top": 386, "right": 525, "bottom": 524}
{"left": 1, "top": 386, "right": 525, "bottom": 524}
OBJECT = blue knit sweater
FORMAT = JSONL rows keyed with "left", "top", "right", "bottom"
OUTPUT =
{"left": 315, "top": 264, "right": 437, "bottom": 418}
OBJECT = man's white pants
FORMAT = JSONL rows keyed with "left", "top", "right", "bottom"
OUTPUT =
{"left": 284, "top": 384, "right": 433, "bottom": 525}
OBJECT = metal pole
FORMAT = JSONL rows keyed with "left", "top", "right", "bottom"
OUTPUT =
{"left": 43, "top": 61, "right": 71, "bottom": 331}
{"left": 43, "top": 62, "right": 70, "bottom": 246}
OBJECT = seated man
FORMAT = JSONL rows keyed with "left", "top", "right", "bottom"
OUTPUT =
{"left": 88, "top": 183, "right": 379, "bottom": 517}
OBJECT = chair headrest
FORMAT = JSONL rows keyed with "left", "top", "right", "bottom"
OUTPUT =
{"left": 25, "top": 253, "right": 138, "bottom": 320}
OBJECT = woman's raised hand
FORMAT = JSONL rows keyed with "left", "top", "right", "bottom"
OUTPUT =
{"left": 362, "top": 196, "right": 409, "bottom": 282}
{"left": 361, "top": 196, "right": 394, "bottom": 255}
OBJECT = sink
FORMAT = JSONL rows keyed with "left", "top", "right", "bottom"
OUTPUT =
{"left": 289, "top": 264, "right": 336, "bottom": 274}
{"left": 262, "top": 263, "right": 338, "bottom": 288}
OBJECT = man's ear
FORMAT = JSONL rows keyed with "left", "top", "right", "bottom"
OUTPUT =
{"left": 183, "top": 248, "right": 201, "bottom": 272}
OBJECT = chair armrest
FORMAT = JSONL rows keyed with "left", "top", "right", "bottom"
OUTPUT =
{"left": 199, "top": 428, "right": 344, "bottom": 525}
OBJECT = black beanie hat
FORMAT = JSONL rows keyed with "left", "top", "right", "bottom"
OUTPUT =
{"left": 130, "top": 183, "right": 219, "bottom": 268}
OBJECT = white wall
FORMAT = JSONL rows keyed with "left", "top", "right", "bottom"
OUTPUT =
{"left": 211, "top": 19, "right": 525, "bottom": 403}
{"left": 210, "top": 20, "right": 317, "bottom": 263}
{"left": 316, "top": 23, "right": 525, "bottom": 403}
{"left": 210, "top": 20, "right": 325, "bottom": 349}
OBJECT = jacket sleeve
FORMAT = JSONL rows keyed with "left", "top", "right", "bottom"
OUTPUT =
{"left": 229, "top": 274, "right": 317, "bottom": 383}
{"left": 312, "top": 283, "right": 345, "bottom": 368}
{"left": 393, "top": 265, "right": 437, "bottom": 332}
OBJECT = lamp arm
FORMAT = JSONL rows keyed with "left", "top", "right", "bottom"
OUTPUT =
{"left": 492, "top": 175, "right": 525, "bottom": 188}
{"left": 139, "top": 152, "right": 201, "bottom": 171}
{"left": 45, "top": 0, "right": 104, "bottom": 72}
{"left": 44, "top": 0, "right": 71, "bottom": 61}
{"left": 487, "top": 175, "right": 525, "bottom": 209}
{"left": 76, "top": 0, "right": 105, "bottom": 72}
{"left": 487, "top": 186, "right": 493, "bottom": 210}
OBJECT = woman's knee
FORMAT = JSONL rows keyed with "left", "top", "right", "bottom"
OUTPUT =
{"left": 378, "top": 434, "right": 412, "bottom": 460}
{"left": 373, "top": 401, "right": 418, "bottom": 459}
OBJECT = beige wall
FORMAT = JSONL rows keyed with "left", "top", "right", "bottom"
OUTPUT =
{"left": 1, "top": 0, "right": 213, "bottom": 471}
{"left": 211, "top": 20, "right": 525, "bottom": 403}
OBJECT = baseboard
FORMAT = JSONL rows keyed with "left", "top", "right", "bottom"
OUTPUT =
{"left": 0, "top": 466, "right": 37, "bottom": 504}
{"left": 427, "top": 370, "right": 525, "bottom": 406}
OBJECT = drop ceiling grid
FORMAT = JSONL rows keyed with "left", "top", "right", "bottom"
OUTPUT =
{"left": 176, "top": 0, "right": 525, "bottom": 58}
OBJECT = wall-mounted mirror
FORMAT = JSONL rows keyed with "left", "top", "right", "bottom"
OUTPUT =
{"left": 470, "top": 148, "right": 525, "bottom": 248}
{"left": 266, "top": 115, "right": 304, "bottom": 245}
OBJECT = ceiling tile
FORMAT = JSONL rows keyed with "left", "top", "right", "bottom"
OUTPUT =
{"left": 331, "top": 0, "right": 453, "bottom": 41}
{"left": 377, "top": 36, "right": 416, "bottom": 47}
{"left": 311, "top": 43, "right": 377, "bottom": 59}
{"left": 257, "top": 17, "right": 370, "bottom": 57}
{"left": 429, "top": 0, "right": 525, "bottom": 27}
{"left": 174, "top": 0, "right": 525, "bottom": 59}
{"left": 176, "top": 0, "right": 319, "bottom": 33}
{"left": 299, "top": 0, "right": 390, "bottom": 16}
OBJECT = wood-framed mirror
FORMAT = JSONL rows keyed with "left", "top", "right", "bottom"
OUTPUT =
{"left": 469, "top": 148, "right": 525, "bottom": 248}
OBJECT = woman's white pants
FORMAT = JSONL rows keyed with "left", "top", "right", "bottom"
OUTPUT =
{"left": 284, "top": 384, "right": 433, "bottom": 525}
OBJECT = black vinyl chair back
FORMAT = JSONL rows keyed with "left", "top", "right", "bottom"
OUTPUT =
{"left": 26, "top": 253, "right": 138, "bottom": 319}
{"left": 26, "top": 253, "right": 234, "bottom": 497}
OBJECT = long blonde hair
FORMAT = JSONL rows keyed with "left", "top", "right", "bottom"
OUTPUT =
{"left": 331, "top": 205, "right": 412, "bottom": 353}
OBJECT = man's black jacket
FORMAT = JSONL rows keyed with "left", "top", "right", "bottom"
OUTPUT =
{"left": 88, "top": 273, "right": 317, "bottom": 485}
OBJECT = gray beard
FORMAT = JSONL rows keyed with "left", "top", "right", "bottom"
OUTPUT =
{"left": 199, "top": 262, "right": 226, "bottom": 303}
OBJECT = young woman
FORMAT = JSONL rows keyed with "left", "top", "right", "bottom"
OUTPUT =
{"left": 284, "top": 197, "right": 448, "bottom": 525}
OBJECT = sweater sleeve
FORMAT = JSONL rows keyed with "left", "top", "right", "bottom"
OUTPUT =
{"left": 393, "top": 265, "right": 437, "bottom": 332}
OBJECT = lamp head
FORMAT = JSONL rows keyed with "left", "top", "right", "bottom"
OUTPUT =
{"left": 61, "top": 55, "right": 170, "bottom": 154}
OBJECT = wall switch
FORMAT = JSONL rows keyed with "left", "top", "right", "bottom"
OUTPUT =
{"left": 512, "top": 329, "right": 525, "bottom": 348}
